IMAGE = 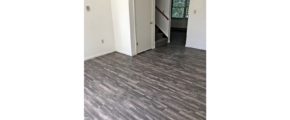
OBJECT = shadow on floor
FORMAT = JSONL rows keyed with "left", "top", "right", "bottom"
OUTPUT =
{"left": 170, "top": 28, "right": 187, "bottom": 46}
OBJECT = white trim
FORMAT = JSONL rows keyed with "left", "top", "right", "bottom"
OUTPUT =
{"left": 84, "top": 50, "right": 115, "bottom": 61}
{"left": 151, "top": 0, "right": 156, "bottom": 49}
{"left": 130, "top": 0, "right": 138, "bottom": 55}
{"left": 185, "top": 44, "right": 206, "bottom": 50}
{"left": 129, "top": 0, "right": 138, "bottom": 56}
{"left": 168, "top": 0, "right": 172, "bottom": 43}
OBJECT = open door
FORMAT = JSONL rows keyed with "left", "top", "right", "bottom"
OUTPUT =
{"left": 134, "top": 0, "right": 154, "bottom": 53}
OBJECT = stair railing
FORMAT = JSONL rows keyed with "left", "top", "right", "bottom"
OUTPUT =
{"left": 155, "top": 6, "right": 169, "bottom": 20}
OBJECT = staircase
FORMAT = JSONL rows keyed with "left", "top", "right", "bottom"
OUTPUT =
{"left": 155, "top": 26, "right": 168, "bottom": 48}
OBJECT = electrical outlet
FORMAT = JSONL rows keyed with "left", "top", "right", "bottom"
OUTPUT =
{"left": 101, "top": 39, "right": 104, "bottom": 44}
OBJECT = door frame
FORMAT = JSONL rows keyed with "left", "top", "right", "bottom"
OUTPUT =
{"left": 131, "top": 0, "right": 155, "bottom": 56}
{"left": 150, "top": 0, "right": 156, "bottom": 50}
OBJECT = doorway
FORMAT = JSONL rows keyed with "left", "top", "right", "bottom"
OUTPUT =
{"left": 170, "top": 0, "right": 190, "bottom": 46}
{"left": 134, "top": 0, "right": 155, "bottom": 54}
{"left": 154, "top": 0, "right": 190, "bottom": 48}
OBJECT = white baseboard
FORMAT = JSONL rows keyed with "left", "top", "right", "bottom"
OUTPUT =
{"left": 85, "top": 50, "right": 115, "bottom": 61}
{"left": 185, "top": 45, "right": 206, "bottom": 51}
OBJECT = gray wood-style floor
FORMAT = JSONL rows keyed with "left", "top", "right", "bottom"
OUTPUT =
{"left": 84, "top": 46, "right": 206, "bottom": 120}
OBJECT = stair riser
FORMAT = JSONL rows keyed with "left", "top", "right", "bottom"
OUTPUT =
{"left": 155, "top": 38, "right": 168, "bottom": 47}
{"left": 155, "top": 34, "right": 163, "bottom": 40}
{"left": 156, "top": 42, "right": 167, "bottom": 47}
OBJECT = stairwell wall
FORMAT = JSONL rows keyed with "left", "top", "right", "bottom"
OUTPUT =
{"left": 111, "top": 0, "right": 134, "bottom": 56}
{"left": 186, "top": 0, "right": 206, "bottom": 50}
{"left": 84, "top": 0, "right": 115, "bottom": 60}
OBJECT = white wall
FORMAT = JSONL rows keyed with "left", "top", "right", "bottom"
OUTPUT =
{"left": 84, "top": 0, "right": 157, "bottom": 59}
{"left": 186, "top": 0, "right": 206, "bottom": 50}
{"left": 155, "top": 11, "right": 171, "bottom": 37}
{"left": 84, "top": 0, "right": 115, "bottom": 60}
{"left": 155, "top": 0, "right": 171, "bottom": 37}
{"left": 156, "top": 0, "right": 171, "bottom": 17}
{"left": 111, "top": 0, "right": 134, "bottom": 56}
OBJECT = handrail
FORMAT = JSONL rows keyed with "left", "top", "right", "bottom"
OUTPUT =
{"left": 155, "top": 6, "right": 169, "bottom": 20}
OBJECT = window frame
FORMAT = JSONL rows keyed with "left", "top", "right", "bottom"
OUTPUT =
{"left": 171, "top": 0, "right": 190, "bottom": 19}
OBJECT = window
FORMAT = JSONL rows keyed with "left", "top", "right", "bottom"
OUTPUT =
{"left": 172, "top": 0, "right": 190, "bottom": 18}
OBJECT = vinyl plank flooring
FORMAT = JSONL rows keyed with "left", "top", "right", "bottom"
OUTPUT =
{"left": 85, "top": 46, "right": 206, "bottom": 120}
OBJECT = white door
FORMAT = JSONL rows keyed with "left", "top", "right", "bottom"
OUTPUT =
{"left": 135, "top": 0, "right": 154, "bottom": 53}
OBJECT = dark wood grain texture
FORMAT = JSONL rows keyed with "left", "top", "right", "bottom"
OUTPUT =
{"left": 84, "top": 46, "right": 206, "bottom": 120}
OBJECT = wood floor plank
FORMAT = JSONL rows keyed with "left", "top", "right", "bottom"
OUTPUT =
{"left": 85, "top": 46, "right": 206, "bottom": 120}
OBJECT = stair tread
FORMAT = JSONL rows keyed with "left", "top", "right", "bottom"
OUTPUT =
{"left": 156, "top": 38, "right": 168, "bottom": 43}
{"left": 155, "top": 33, "right": 164, "bottom": 40}
{"left": 155, "top": 26, "right": 168, "bottom": 48}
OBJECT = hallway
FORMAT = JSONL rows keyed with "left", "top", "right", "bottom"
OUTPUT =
{"left": 170, "top": 29, "right": 187, "bottom": 46}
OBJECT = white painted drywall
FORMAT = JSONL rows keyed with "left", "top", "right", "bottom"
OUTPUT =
{"left": 111, "top": 0, "right": 134, "bottom": 56}
{"left": 156, "top": 0, "right": 171, "bottom": 17}
{"left": 155, "top": 0, "right": 171, "bottom": 37}
{"left": 186, "top": 0, "right": 206, "bottom": 50}
{"left": 84, "top": 0, "right": 115, "bottom": 60}
{"left": 84, "top": 0, "right": 157, "bottom": 59}
{"left": 155, "top": 11, "right": 170, "bottom": 37}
